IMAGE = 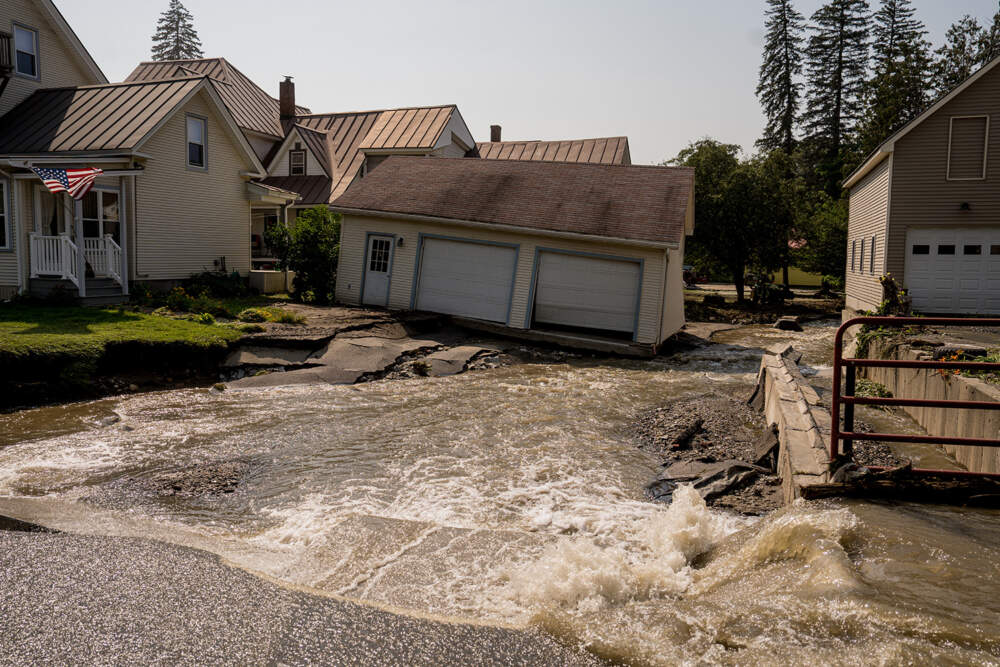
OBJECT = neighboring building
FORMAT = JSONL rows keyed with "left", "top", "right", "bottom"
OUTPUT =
{"left": 844, "top": 57, "right": 1000, "bottom": 315}
{"left": 475, "top": 125, "right": 631, "bottom": 165}
{"left": 332, "top": 156, "right": 694, "bottom": 351}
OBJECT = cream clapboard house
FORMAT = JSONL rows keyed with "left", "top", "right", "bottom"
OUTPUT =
{"left": 844, "top": 56, "right": 1000, "bottom": 315}
{"left": 0, "top": 0, "right": 277, "bottom": 302}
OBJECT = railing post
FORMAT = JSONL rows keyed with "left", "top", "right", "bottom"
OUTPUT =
{"left": 29, "top": 233, "right": 38, "bottom": 279}
{"left": 843, "top": 366, "right": 856, "bottom": 459}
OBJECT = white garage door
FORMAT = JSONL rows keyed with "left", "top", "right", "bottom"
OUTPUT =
{"left": 533, "top": 252, "right": 640, "bottom": 333}
{"left": 905, "top": 227, "right": 1000, "bottom": 314}
{"left": 415, "top": 238, "right": 517, "bottom": 322}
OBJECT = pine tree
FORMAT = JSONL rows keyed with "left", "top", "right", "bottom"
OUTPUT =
{"left": 757, "top": 0, "right": 807, "bottom": 154}
{"left": 978, "top": 2, "right": 1000, "bottom": 66}
{"left": 933, "top": 16, "right": 984, "bottom": 95}
{"left": 858, "top": 0, "right": 931, "bottom": 155}
{"left": 802, "top": 0, "right": 871, "bottom": 197}
{"left": 151, "top": 0, "right": 204, "bottom": 61}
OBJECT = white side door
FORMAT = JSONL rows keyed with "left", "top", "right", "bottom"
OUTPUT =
{"left": 362, "top": 235, "right": 393, "bottom": 307}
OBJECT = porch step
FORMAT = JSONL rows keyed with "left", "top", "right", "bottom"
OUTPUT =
{"left": 29, "top": 278, "right": 127, "bottom": 305}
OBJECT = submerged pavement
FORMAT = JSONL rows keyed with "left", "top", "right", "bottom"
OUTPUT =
{"left": 0, "top": 528, "right": 600, "bottom": 666}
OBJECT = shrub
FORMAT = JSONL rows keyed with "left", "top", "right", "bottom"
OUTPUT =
{"left": 237, "top": 307, "right": 269, "bottom": 323}
{"left": 265, "top": 206, "right": 340, "bottom": 304}
{"left": 131, "top": 282, "right": 156, "bottom": 306}
{"left": 266, "top": 308, "right": 305, "bottom": 324}
{"left": 182, "top": 270, "right": 251, "bottom": 298}
{"left": 165, "top": 287, "right": 194, "bottom": 312}
{"left": 195, "top": 312, "right": 216, "bottom": 325}
{"left": 237, "top": 323, "right": 265, "bottom": 334}
{"left": 189, "top": 293, "right": 229, "bottom": 318}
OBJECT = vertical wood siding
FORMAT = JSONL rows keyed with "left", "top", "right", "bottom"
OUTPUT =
{"left": 846, "top": 157, "right": 890, "bottom": 311}
{"left": 335, "top": 215, "right": 671, "bottom": 344}
{"left": 0, "top": 0, "right": 101, "bottom": 117}
{"left": 134, "top": 91, "right": 254, "bottom": 280}
{"left": 888, "top": 64, "right": 1000, "bottom": 282}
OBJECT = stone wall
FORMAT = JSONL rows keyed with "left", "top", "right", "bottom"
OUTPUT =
{"left": 754, "top": 344, "right": 832, "bottom": 503}
{"left": 864, "top": 339, "right": 1000, "bottom": 474}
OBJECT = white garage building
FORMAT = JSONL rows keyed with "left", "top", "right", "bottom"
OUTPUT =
{"left": 332, "top": 156, "right": 694, "bottom": 353}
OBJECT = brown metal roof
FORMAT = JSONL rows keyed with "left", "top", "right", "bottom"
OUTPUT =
{"left": 475, "top": 136, "right": 631, "bottom": 165}
{"left": 292, "top": 124, "right": 331, "bottom": 177}
{"left": 0, "top": 77, "right": 203, "bottom": 154}
{"left": 333, "top": 156, "right": 692, "bottom": 245}
{"left": 259, "top": 175, "right": 332, "bottom": 205}
{"left": 265, "top": 105, "right": 457, "bottom": 205}
{"left": 125, "top": 58, "right": 310, "bottom": 139}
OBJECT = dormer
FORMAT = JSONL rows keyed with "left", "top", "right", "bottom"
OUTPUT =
{"left": 266, "top": 126, "right": 330, "bottom": 179}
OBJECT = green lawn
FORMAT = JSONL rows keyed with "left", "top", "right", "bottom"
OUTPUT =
{"left": 0, "top": 305, "right": 242, "bottom": 361}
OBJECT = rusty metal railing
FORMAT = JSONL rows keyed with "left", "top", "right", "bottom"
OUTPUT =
{"left": 832, "top": 317, "right": 1000, "bottom": 477}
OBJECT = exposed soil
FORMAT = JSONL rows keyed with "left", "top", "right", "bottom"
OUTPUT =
{"left": 683, "top": 289, "right": 843, "bottom": 326}
{"left": 631, "top": 395, "right": 783, "bottom": 515}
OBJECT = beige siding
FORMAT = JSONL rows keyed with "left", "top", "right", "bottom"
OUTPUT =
{"left": 888, "top": 64, "right": 1000, "bottom": 281}
{"left": 0, "top": 178, "right": 17, "bottom": 292}
{"left": 335, "top": 214, "right": 672, "bottom": 345}
{"left": 0, "top": 0, "right": 101, "bottom": 117}
{"left": 846, "top": 157, "right": 890, "bottom": 312}
{"left": 268, "top": 131, "right": 326, "bottom": 177}
{"left": 660, "top": 238, "right": 686, "bottom": 341}
{"left": 134, "top": 90, "right": 254, "bottom": 280}
{"left": 430, "top": 141, "right": 469, "bottom": 158}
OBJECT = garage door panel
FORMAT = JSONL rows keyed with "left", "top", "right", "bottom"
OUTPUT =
{"left": 905, "top": 227, "right": 1000, "bottom": 314}
{"left": 416, "top": 238, "right": 516, "bottom": 323}
{"left": 534, "top": 252, "right": 640, "bottom": 333}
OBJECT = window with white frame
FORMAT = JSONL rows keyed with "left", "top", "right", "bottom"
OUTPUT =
{"left": 0, "top": 181, "right": 8, "bottom": 249}
{"left": 14, "top": 25, "right": 39, "bottom": 78}
{"left": 289, "top": 149, "right": 306, "bottom": 176}
{"left": 187, "top": 115, "right": 206, "bottom": 168}
{"left": 81, "top": 189, "right": 121, "bottom": 242}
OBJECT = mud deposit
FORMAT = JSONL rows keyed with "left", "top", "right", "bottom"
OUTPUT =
{"left": 1, "top": 322, "right": 999, "bottom": 665}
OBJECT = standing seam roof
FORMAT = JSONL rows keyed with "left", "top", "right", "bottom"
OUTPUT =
{"left": 476, "top": 136, "right": 631, "bottom": 165}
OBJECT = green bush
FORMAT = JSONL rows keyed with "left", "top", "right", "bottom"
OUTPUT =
{"left": 195, "top": 312, "right": 216, "bottom": 325}
{"left": 265, "top": 206, "right": 340, "bottom": 305}
{"left": 237, "top": 323, "right": 265, "bottom": 333}
{"left": 165, "top": 287, "right": 194, "bottom": 312}
{"left": 237, "top": 307, "right": 269, "bottom": 323}
{"left": 190, "top": 293, "right": 229, "bottom": 318}
{"left": 266, "top": 309, "right": 305, "bottom": 324}
{"left": 182, "top": 270, "right": 251, "bottom": 298}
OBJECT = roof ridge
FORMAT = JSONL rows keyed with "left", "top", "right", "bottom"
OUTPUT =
{"left": 387, "top": 155, "right": 691, "bottom": 172}
{"left": 295, "top": 103, "right": 456, "bottom": 119}
{"left": 478, "top": 136, "right": 629, "bottom": 144}
{"left": 21, "top": 76, "right": 206, "bottom": 93}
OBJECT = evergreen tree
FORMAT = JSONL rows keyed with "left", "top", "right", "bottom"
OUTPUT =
{"left": 756, "top": 0, "right": 807, "bottom": 154}
{"left": 978, "top": 3, "right": 1000, "bottom": 66}
{"left": 933, "top": 16, "right": 984, "bottom": 95}
{"left": 151, "top": 0, "right": 204, "bottom": 61}
{"left": 802, "top": 0, "right": 871, "bottom": 198}
{"left": 858, "top": 0, "right": 931, "bottom": 155}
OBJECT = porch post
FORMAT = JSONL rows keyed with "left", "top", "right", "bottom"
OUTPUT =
{"left": 281, "top": 204, "right": 290, "bottom": 293}
{"left": 119, "top": 176, "right": 129, "bottom": 295}
{"left": 75, "top": 198, "right": 86, "bottom": 298}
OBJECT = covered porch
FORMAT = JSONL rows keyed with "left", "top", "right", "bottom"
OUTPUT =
{"left": 247, "top": 181, "right": 300, "bottom": 294}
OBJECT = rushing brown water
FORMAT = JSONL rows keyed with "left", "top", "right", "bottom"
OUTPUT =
{"left": 1, "top": 322, "right": 999, "bottom": 665}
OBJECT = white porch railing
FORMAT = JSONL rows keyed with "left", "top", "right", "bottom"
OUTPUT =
{"left": 29, "top": 233, "right": 81, "bottom": 288}
{"left": 105, "top": 235, "right": 123, "bottom": 286}
{"left": 83, "top": 237, "right": 107, "bottom": 276}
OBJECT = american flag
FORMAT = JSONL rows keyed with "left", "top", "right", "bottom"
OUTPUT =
{"left": 31, "top": 167, "right": 104, "bottom": 199}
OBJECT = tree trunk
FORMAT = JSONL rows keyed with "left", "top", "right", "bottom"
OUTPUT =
{"left": 783, "top": 264, "right": 790, "bottom": 288}
{"left": 734, "top": 266, "right": 746, "bottom": 303}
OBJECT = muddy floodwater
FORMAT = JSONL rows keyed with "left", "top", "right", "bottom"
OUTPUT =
{"left": 1, "top": 322, "right": 999, "bottom": 665}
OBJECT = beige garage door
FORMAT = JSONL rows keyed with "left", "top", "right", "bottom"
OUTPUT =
{"left": 533, "top": 251, "right": 640, "bottom": 333}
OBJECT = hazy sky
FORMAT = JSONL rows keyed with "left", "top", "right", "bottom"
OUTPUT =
{"left": 59, "top": 1, "right": 1000, "bottom": 164}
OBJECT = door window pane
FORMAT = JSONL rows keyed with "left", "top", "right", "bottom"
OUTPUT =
{"left": 912, "top": 245, "right": 930, "bottom": 255}
{"left": 938, "top": 245, "right": 956, "bottom": 255}
{"left": 369, "top": 238, "right": 390, "bottom": 272}
{"left": 102, "top": 192, "right": 119, "bottom": 222}
{"left": 963, "top": 244, "right": 982, "bottom": 255}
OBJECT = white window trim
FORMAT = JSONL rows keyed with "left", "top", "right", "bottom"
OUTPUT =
{"left": 289, "top": 149, "right": 306, "bottom": 176}
{"left": 81, "top": 188, "right": 120, "bottom": 238}
{"left": 13, "top": 22, "right": 40, "bottom": 80}
{"left": 186, "top": 113, "right": 208, "bottom": 171}
{"left": 0, "top": 180, "right": 10, "bottom": 251}
{"left": 946, "top": 115, "right": 989, "bottom": 181}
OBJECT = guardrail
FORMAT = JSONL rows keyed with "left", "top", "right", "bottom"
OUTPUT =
{"left": 832, "top": 316, "right": 1000, "bottom": 477}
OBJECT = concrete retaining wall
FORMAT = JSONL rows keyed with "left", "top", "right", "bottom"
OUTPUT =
{"left": 864, "top": 339, "right": 1000, "bottom": 474}
{"left": 755, "top": 344, "right": 832, "bottom": 503}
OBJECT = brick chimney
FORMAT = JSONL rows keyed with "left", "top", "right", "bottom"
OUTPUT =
{"left": 490, "top": 124, "right": 502, "bottom": 142}
{"left": 279, "top": 76, "right": 295, "bottom": 119}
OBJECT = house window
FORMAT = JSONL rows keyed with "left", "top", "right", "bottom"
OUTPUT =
{"left": 851, "top": 240, "right": 856, "bottom": 271}
{"left": 14, "top": 25, "right": 39, "bottom": 78}
{"left": 0, "top": 181, "right": 8, "bottom": 249}
{"left": 912, "top": 245, "right": 930, "bottom": 255}
{"left": 947, "top": 115, "right": 989, "bottom": 180}
{"left": 870, "top": 236, "right": 876, "bottom": 273}
{"left": 368, "top": 238, "right": 390, "bottom": 272}
{"left": 992, "top": 245, "right": 1000, "bottom": 255}
{"left": 81, "top": 190, "right": 120, "bottom": 242}
{"left": 186, "top": 115, "right": 206, "bottom": 168}
{"left": 289, "top": 150, "right": 306, "bottom": 176}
